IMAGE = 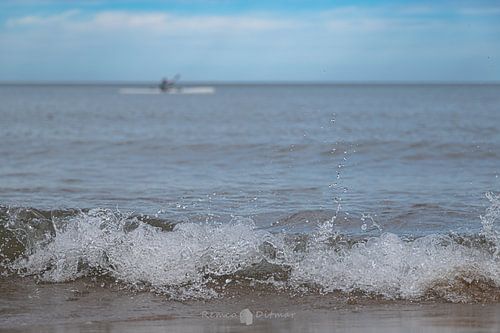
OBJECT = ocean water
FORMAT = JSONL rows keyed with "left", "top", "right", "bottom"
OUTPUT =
{"left": 1, "top": 84, "right": 499, "bottom": 306}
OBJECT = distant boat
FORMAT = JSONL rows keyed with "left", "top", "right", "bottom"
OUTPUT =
{"left": 119, "top": 75, "right": 215, "bottom": 95}
{"left": 119, "top": 86, "right": 215, "bottom": 95}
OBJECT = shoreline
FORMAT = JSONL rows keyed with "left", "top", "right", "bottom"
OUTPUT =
{"left": 1, "top": 279, "right": 499, "bottom": 332}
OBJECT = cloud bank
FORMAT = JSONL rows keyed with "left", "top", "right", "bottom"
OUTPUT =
{"left": 1, "top": 4, "right": 499, "bottom": 81}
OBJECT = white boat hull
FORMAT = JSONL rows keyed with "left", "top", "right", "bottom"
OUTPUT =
{"left": 119, "top": 87, "right": 215, "bottom": 95}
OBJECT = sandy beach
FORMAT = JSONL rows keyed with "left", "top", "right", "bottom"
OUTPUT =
{"left": 1, "top": 278, "right": 499, "bottom": 333}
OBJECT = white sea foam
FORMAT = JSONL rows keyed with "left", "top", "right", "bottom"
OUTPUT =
{"left": 6, "top": 193, "right": 500, "bottom": 301}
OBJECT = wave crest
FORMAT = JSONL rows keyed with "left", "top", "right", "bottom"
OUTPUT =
{"left": 1, "top": 193, "right": 499, "bottom": 302}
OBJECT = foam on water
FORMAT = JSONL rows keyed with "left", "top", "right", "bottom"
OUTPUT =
{"left": 1, "top": 193, "right": 499, "bottom": 302}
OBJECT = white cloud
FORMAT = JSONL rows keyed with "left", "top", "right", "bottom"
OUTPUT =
{"left": 457, "top": 7, "right": 500, "bottom": 16}
{"left": 6, "top": 10, "right": 80, "bottom": 28}
{"left": 1, "top": 6, "right": 499, "bottom": 81}
{"left": 92, "top": 12, "right": 296, "bottom": 32}
{"left": 4, "top": 5, "right": 475, "bottom": 37}
{"left": 5, "top": 10, "right": 297, "bottom": 34}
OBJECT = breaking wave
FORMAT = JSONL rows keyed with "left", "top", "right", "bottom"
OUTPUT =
{"left": 1, "top": 193, "right": 499, "bottom": 303}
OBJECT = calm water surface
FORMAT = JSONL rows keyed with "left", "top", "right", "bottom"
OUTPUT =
{"left": 1, "top": 84, "right": 498, "bottom": 225}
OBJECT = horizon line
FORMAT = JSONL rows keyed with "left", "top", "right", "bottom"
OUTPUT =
{"left": 1, "top": 80, "right": 500, "bottom": 86}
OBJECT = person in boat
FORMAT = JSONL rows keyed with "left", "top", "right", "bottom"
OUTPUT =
{"left": 159, "top": 77, "right": 171, "bottom": 92}
{"left": 159, "top": 75, "right": 180, "bottom": 92}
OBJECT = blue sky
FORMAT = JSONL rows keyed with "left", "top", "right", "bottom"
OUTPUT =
{"left": 0, "top": 0, "right": 499, "bottom": 82}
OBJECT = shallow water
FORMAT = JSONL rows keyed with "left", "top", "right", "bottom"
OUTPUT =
{"left": 1, "top": 278, "right": 499, "bottom": 332}
{"left": 0, "top": 84, "right": 499, "bottom": 322}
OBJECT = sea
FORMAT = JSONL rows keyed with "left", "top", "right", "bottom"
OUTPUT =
{"left": 0, "top": 83, "right": 499, "bottom": 331}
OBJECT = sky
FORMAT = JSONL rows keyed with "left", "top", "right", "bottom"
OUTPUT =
{"left": 0, "top": 0, "right": 499, "bottom": 82}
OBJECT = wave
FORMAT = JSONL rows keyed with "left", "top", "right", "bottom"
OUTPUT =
{"left": 0, "top": 193, "right": 499, "bottom": 303}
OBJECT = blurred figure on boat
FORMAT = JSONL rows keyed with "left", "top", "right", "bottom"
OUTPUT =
{"left": 159, "top": 74, "right": 180, "bottom": 92}
{"left": 159, "top": 77, "right": 172, "bottom": 92}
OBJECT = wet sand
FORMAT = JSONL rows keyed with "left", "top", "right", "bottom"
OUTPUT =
{"left": 1, "top": 278, "right": 499, "bottom": 333}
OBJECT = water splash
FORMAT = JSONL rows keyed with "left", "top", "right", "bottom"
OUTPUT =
{"left": 480, "top": 192, "right": 500, "bottom": 256}
{"left": 1, "top": 195, "right": 499, "bottom": 302}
